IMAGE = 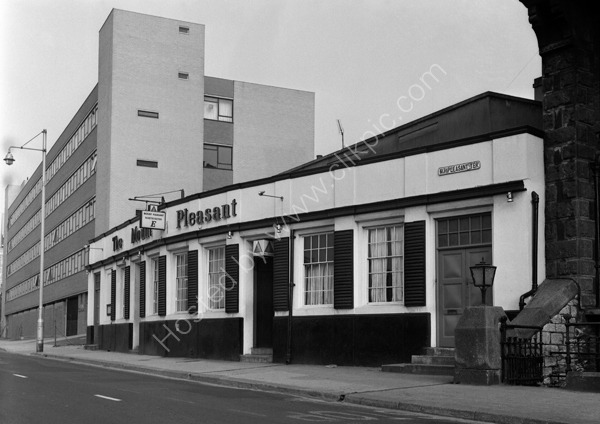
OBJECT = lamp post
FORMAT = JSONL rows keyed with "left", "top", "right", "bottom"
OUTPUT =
{"left": 469, "top": 258, "right": 497, "bottom": 306}
{"left": 4, "top": 129, "right": 47, "bottom": 352}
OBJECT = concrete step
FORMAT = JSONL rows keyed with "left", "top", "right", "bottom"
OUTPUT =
{"left": 240, "top": 354, "right": 273, "bottom": 363}
{"left": 381, "top": 363, "right": 454, "bottom": 376}
{"left": 84, "top": 344, "right": 99, "bottom": 351}
{"left": 251, "top": 347, "right": 273, "bottom": 355}
{"left": 423, "top": 347, "right": 455, "bottom": 357}
{"left": 411, "top": 354, "right": 455, "bottom": 366}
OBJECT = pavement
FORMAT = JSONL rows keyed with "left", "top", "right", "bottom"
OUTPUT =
{"left": 1, "top": 337, "right": 598, "bottom": 424}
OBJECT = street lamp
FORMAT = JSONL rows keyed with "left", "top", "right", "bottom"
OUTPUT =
{"left": 4, "top": 129, "right": 47, "bottom": 352}
{"left": 469, "top": 258, "right": 496, "bottom": 306}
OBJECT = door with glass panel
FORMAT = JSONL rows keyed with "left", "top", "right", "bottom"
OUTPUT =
{"left": 437, "top": 213, "right": 492, "bottom": 347}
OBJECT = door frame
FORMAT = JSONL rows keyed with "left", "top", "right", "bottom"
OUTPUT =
{"left": 435, "top": 212, "right": 493, "bottom": 347}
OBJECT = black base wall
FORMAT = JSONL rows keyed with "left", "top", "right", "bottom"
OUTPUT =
{"left": 273, "top": 313, "right": 430, "bottom": 366}
{"left": 98, "top": 323, "right": 133, "bottom": 352}
{"left": 139, "top": 318, "right": 242, "bottom": 361}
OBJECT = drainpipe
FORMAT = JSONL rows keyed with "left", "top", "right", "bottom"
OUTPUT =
{"left": 285, "top": 230, "right": 295, "bottom": 364}
{"left": 594, "top": 154, "right": 600, "bottom": 308}
{"left": 519, "top": 191, "right": 540, "bottom": 310}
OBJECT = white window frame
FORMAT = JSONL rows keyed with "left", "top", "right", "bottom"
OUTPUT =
{"left": 175, "top": 252, "right": 188, "bottom": 312}
{"left": 366, "top": 224, "right": 404, "bottom": 304}
{"left": 151, "top": 257, "right": 160, "bottom": 315}
{"left": 303, "top": 232, "right": 334, "bottom": 306}
{"left": 207, "top": 246, "right": 226, "bottom": 311}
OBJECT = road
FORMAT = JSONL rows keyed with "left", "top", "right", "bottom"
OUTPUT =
{"left": 0, "top": 351, "right": 488, "bottom": 424}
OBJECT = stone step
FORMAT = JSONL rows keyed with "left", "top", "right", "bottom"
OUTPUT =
{"left": 251, "top": 347, "right": 273, "bottom": 355}
{"left": 84, "top": 344, "right": 99, "bottom": 351}
{"left": 411, "top": 354, "right": 455, "bottom": 366}
{"left": 381, "top": 363, "right": 454, "bottom": 376}
{"left": 240, "top": 354, "right": 273, "bottom": 363}
{"left": 423, "top": 347, "right": 455, "bottom": 357}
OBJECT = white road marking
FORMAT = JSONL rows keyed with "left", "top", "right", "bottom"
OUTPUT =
{"left": 13, "top": 374, "right": 28, "bottom": 379}
{"left": 94, "top": 394, "right": 122, "bottom": 402}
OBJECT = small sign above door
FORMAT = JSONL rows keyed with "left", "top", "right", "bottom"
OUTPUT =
{"left": 438, "top": 160, "right": 481, "bottom": 176}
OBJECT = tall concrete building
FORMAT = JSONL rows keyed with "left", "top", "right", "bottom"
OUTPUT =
{"left": 1, "top": 9, "right": 314, "bottom": 340}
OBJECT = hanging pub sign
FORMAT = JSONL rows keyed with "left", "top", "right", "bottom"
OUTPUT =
{"left": 141, "top": 204, "right": 166, "bottom": 230}
{"left": 438, "top": 160, "right": 481, "bottom": 176}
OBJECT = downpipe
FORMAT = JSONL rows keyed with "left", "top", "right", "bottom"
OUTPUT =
{"left": 519, "top": 191, "right": 540, "bottom": 310}
{"left": 285, "top": 230, "right": 295, "bottom": 364}
{"left": 594, "top": 154, "right": 600, "bottom": 308}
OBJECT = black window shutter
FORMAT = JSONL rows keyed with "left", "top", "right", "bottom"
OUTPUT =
{"left": 225, "top": 244, "right": 239, "bottom": 313}
{"left": 273, "top": 237, "right": 290, "bottom": 311}
{"left": 124, "top": 266, "right": 130, "bottom": 319}
{"left": 110, "top": 270, "right": 116, "bottom": 321}
{"left": 158, "top": 255, "right": 167, "bottom": 316}
{"left": 139, "top": 261, "right": 146, "bottom": 318}
{"left": 334, "top": 230, "right": 353, "bottom": 309}
{"left": 187, "top": 250, "right": 198, "bottom": 314}
{"left": 404, "top": 220, "right": 426, "bottom": 306}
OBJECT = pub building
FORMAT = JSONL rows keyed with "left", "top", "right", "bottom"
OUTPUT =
{"left": 86, "top": 92, "right": 545, "bottom": 366}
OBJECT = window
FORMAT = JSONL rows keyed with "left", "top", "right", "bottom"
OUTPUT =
{"left": 303, "top": 233, "right": 334, "bottom": 305}
{"left": 368, "top": 225, "right": 403, "bottom": 303}
{"left": 175, "top": 253, "right": 188, "bottom": 312}
{"left": 437, "top": 213, "right": 491, "bottom": 248}
{"left": 178, "top": 72, "right": 189, "bottom": 80}
{"left": 204, "top": 96, "right": 233, "bottom": 122}
{"left": 203, "top": 144, "right": 232, "bottom": 170}
{"left": 152, "top": 258, "right": 160, "bottom": 314}
{"left": 138, "top": 110, "right": 159, "bottom": 119}
{"left": 207, "top": 246, "right": 225, "bottom": 310}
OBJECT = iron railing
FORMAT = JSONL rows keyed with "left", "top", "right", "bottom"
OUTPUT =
{"left": 500, "top": 317, "right": 544, "bottom": 385}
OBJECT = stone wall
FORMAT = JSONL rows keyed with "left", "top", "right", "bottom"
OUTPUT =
{"left": 542, "top": 299, "right": 579, "bottom": 386}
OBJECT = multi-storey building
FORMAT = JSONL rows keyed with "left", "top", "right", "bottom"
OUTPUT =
{"left": 1, "top": 9, "right": 314, "bottom": 340}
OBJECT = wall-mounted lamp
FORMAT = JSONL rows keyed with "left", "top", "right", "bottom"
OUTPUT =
{"left": 106, "top": 304, "right": 112, "bottom": 317}
{"left": 227, "top": 230, "right": 233, "bottom": 239}
{"left": 469, "top": 258, "right": 497, "bottom": 306}
{"left": 506, "top": 192, "right": 513, "bottom": 203}
{"left": 275, "top": 224, "right": 282, "bottom": 233}
{"left": 116, "top": 257, "right": 127, "bottom": 267}
{"left": 258, "top": 191, "right": 284, "bottom": 201}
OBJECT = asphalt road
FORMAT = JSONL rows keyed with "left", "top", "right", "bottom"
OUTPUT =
{"left": 0, "top": 351, "right": 487, "bottom": 424}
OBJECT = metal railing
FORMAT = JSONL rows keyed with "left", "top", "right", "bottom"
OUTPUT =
{"left": 500, "top": 317, "right": 544, "bottom": 385}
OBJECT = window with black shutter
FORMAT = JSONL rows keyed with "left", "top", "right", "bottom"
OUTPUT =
{"left": 404, "top": 220, "right": 426, "bottom": 306}
{"left": 124, "top": 266, "right": 130, "bottom": 319}
{"left": 334, "top": 230, "right": 353, "bottom": 309}
{"left": 158, "top": 255, "right": 167, "bottom": 316}
{"left": 273, "top": 237, "right": 290, "bottom": 311}
{"left": 225, "top": 244, "right": 239, "bottom": 313}
{"left": 187, "top": 251, "right": 198, "bottom": 314}
{"left": 139, "top": 261, "right": 146, "bottom": 318}
{"left": 110, "top": 270, "right": 116, "bottom": 321}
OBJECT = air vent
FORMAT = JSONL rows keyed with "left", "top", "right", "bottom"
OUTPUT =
{"left": 178, "top": 72, "right": 189, "bottom": 80}
{"left": 179, "top": 26, "right": 189, "bottom": 34}
{"left": 138, "top": 110, "right": 159, "bottom": 119}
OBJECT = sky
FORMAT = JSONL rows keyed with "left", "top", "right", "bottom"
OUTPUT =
{"left": 0, "top": 0, "right": 541, "bottom": 220}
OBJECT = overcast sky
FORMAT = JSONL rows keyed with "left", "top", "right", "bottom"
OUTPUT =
{"left": 0, "top": 0, "right": 540, "bottom": 219}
